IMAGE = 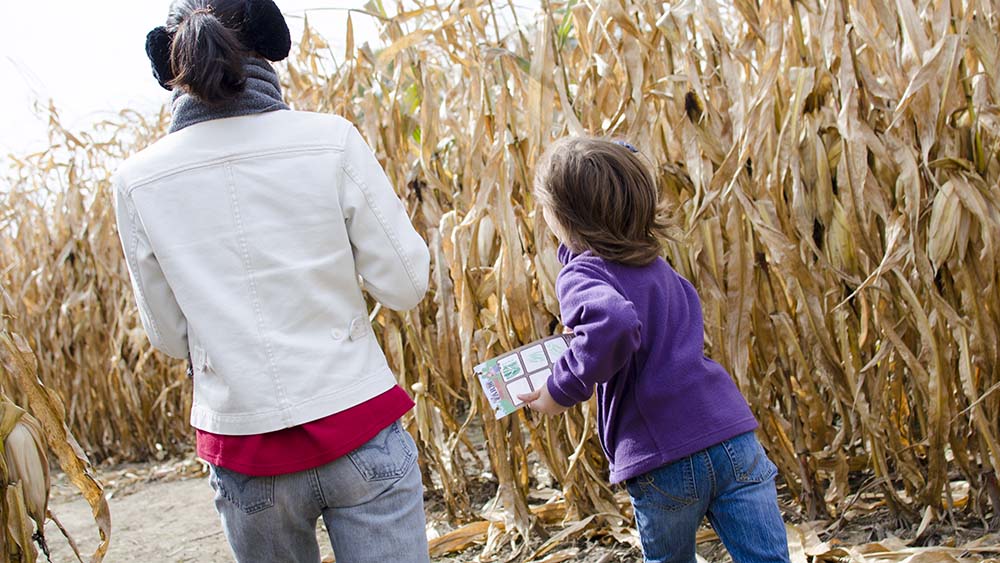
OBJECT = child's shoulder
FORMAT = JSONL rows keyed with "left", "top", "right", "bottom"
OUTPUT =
{"left": 555, "top": 250, "right": 635, "bottom": 297}
{"left": 557, "top": 249, "right": 612, "bottom": 279}
{"left": 563, "top": 249, "right": 669, "bottom": 274}
{"left": 558, "top": 243, "right": 675, "bottom": 277}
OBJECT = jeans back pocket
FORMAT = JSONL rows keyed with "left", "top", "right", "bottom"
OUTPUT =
{"left": 722, "top": 431, "right": 778, "bottom": 483}
{"left": 348, "top": 421, "right": 415, "bottom": 482}
{"left": 211, "top": 465, "right": 275, "bottom": 515}
{"left": 627, "top": 455, "right": 699, "bottom": 512}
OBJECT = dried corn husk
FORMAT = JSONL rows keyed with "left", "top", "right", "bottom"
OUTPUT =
{"left": 2, "top": 408, "right": 49, "bottom": 533}
{"left": 1, "top": 397, "right": 43, "bottom": 563}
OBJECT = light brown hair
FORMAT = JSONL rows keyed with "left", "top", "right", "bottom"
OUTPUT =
{"left": 534, "top": 137, "right": 670, "bottom": 266}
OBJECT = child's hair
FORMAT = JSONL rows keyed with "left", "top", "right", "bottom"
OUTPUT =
{"left": 534, "top": 137, "right": 670, "bottom": 266}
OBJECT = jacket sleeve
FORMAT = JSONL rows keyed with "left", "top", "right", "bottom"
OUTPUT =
{"left": 547, "top": 262, "right": 642, "bottom": 407}
{"left": 113, "top": 179, "right": 189, "bottom": 359}
{"left": 339, "top": 125, "right": 430, "bottom": 311}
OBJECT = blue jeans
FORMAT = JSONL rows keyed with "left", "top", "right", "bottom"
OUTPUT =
{"left": 209, "top": 420, "right": 430, "bottom": 563}
{"left": 626, "top": 432, "right": 790, "bottom": 563}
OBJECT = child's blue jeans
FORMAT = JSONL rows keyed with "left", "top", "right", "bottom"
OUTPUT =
{"left": 209, "top": 420, "right": 430, "bottom": 563}
{"left": 626, "top": 431, "right": 791, "bottom": 563}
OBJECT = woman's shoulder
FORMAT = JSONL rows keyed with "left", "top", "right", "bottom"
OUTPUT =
{"left": 112, "top": 133, "right": 182, "bottom": 192}
{"left": 113, "top": 111, "right": 361, "bottom": 189}
{"left": 254, "top": 110, "right": 357, "bottom": 143}
{"left": 276, "top": 110, "right": 353, "bottom": 129}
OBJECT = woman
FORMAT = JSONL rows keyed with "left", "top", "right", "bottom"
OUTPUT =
{"left": 113, "top": 1, "right": 432, "bottom": 561}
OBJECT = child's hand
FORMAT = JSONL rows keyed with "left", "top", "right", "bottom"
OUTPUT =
{"left": 518, "top": 384, "right": 568, "bottom": 416}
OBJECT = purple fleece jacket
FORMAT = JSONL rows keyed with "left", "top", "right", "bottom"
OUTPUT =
{"left": 547, "top": 244, "right": 758, "bottom": 484}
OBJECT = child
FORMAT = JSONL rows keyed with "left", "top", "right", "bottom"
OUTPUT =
{"left": 518, "top": 137, "right": 791, "bottom": 563}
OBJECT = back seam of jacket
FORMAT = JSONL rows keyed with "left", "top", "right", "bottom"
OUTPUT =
{"left": 125, "top": 145, "right": 343, "bottom": 194}
{"left": 224, "top": 162, "right": 292, "bottom": 423}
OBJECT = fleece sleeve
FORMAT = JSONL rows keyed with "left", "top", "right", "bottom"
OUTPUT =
{"left": 547, "top": 261, "right": 642, "bottom": 407}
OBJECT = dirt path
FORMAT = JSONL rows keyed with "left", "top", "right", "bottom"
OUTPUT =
{"left": 36, "top": 465, "right": 1000, "bottom": 563}
{"left": 44, "top": 477, "right": 292, "bottom": 563}
{"left": 41, "top": 472, "right": 640, "bottom": 563}
{"left": 34, "top": 457, "right": 661, "bottom": 563}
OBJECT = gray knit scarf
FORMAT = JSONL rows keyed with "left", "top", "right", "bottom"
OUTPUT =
{"left": 169, "top": 57, "right": 289, "bottom": 133}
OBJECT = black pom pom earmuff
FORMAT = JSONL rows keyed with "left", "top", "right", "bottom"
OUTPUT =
{"left": 146, "top": 26, "right": 176, "bottom": 90}
{"left": 244, "top": 0, "right": 292, "bottom": 62}
{"left": 144, "top": 0, "right": 290, "bottom": 90}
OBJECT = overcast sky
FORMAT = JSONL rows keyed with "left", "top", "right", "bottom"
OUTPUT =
{"left": 0, "top": 1, "right": 379, "bottom": 156}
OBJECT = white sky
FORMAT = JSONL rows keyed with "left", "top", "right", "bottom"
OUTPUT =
{"left": 0, "top": 1, "right": 380, "bottom": 157}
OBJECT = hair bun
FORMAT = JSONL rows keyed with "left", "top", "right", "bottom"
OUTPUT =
{"left": 169, "top": 6, "right": 247, "bottom": 104}
{"left": 245, "top": 0, "right": 291, "bottom": 61}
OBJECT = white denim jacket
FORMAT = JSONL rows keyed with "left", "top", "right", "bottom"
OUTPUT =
{"left": 113, "top": 111, "right": 430, "bottom": 435}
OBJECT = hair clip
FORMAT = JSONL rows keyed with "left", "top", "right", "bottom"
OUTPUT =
{"left": 614, "top": 140, "right": 639, "bottom": 154}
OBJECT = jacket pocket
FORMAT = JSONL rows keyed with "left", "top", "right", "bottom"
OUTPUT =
{"left": 192, "top": 346, "right": 209, "bottom": 373}
{"left": 722, "top": 432, "right": 778, "bottom": 484}
{"left": 330, "top": 315, "right": 371, "bottom": 343}
{"left": 210, "top": 465, "right": 275, "bottom": 515}
{"left": 189, "top": 328, "right": 214, "bottom": 376}
{"left": 349, "top": 315, "right": 371, "bottom": 341}
{"left": 348, "top": 420, "right": 415, "bottom": 482}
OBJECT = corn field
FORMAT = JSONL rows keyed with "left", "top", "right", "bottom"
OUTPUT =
{"left": 2, "top": 0, "right": 999, "bottom": 558}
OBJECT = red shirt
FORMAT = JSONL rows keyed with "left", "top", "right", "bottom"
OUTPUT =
{"left": 196, "top": 386, "right": 414, "bottom": 476}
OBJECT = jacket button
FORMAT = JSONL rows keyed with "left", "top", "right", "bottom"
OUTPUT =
{"left": 331, "top": 328, "right": 345, "bottom": 340}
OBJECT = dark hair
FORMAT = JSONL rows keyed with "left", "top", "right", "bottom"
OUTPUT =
{"left": 534, "top": 137, "right": 670, "bottom": 266}
{"left": 167, "top": 0, "right": 248, "bottom": 105}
